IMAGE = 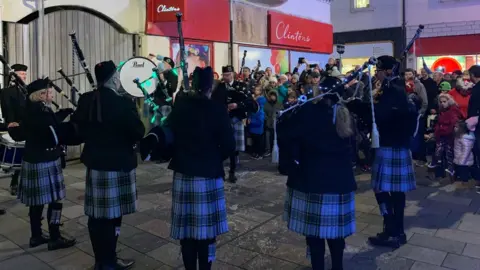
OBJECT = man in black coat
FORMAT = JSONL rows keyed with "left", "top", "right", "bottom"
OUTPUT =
{"left": 70, "top": 60, "right": 145, "bottom": 270}
{"left": 0, "top": 63, "right": 28, "bottom": 196}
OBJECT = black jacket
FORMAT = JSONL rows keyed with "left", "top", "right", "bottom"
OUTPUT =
{"left": 211, "top": 80, "right": 258, "bottom": 120}
{"left": 420, "top": 77, "right": 438, "bottom": 111}
{"left": 278, "top": 102, "right": 357, "bottom": 194}
{"left": 22, "top": 101, "right": 72, "bottom": 163}
{"left": 0, "top": 85, "right": 27, "bottom": 124}
{"left": 166, "top": 94, "right": 235, "bottom": 178}
{"left": 71, "top": 87, "right": 145, "bottom": 171}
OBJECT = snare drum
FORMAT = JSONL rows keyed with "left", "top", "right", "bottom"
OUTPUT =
{"left": 0, "top": 133, "right": 25, "bottom": 169}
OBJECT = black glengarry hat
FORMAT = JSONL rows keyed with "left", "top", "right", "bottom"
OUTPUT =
{"left": 12, "top": 64, "right": 28, "bottom": 72}
{"left": 192, "top": 66, "right": 214, "bottom": 93}
{"left": 27, "top": 78, "right": 49, "bottom": 95}
{"left": 94, "top": 60, "right": 117, "bottom": 86}
{"left": 222, "top": 65, "right": 234, "bottom": 73}
{"left": 376, "top": 55, "right": 399, "bottom": 70}
{"left": 163, "top": 57, "right": 175, "bottom": 68}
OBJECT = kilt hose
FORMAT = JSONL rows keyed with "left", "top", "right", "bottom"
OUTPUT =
{"left": 171, "top": 172, "right": 228, "bottom": 262}
{"left": 232, "top": 118, "right": 245, "bottom": 152}
{"left": 283, "top": 188, "right": 356, "bottom": 259}
{"left": 84, "top": 169, "right": 137, "bottom": 219}
{"left": 371, "top": 147, "right": 416, "bottom": 192}
{"left": 18, "top": 158, "right": 66, "bottom": 206}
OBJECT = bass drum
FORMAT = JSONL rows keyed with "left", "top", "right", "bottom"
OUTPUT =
{"left": 118, "top": 57, "right": 159, "bottom": 98}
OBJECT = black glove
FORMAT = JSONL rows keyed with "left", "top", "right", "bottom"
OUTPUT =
{"left": 61, "top": 108, "right": 75, "bottom": 115}
{"left": 139, "top": 134, "right": 159, "bottom": 161}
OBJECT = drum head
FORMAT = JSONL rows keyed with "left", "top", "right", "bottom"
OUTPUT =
{"left": 119, "top": 57, "right": 158, "bottom": 98}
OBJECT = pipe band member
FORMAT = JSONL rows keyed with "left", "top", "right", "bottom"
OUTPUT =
{"left": 142, "top": 66, "right": 235, "bottom": 269}
{"left": 18, "top": 78, "right": 76, "bottom": 250}
{"left": 0, "top": 63, "right": 28, "bottom": 196}
{"left": 211, "top": 65, "right": 259, "bottom": 183}
{"left": 70, "top": 60, "right": 145, "bottom": 270}
{"left": 368, "top": 56, "right": 418, "bottom": 248}
{"left": 279, "top": 77, "right": 357, "bottom": 270}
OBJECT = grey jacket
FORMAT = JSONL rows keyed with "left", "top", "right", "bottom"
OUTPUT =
{"left": 414, "top": 79, "right": 428, "bottom": 115}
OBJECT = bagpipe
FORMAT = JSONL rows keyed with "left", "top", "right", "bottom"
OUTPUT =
{"left": 272, "top": 25, "right": 425, "bottom": 164}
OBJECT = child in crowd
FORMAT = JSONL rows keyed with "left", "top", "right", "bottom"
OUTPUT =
{"left": 429, "top": 93, "right": 462, "bottom": 181}
{"left": 263, "top": 90, "right": 282, "bottom": 157}
{"left": 248, "top": 85, "right": 267, "bottom": 159}
{"left": 453, "top": 120, "right": 475, "bottom": 186}
{"left": 283, "top": 92, "right": 298, "bottom": 109}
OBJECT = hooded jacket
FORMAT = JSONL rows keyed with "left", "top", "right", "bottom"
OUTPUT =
{"left": 264, "top": 90, "right": 282, "bottom": 129}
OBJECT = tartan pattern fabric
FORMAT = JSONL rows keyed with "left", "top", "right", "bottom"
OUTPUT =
{"left": 170, "top": 172, "right": 229, "bottom": 240}
{"left": 371, "top": 147, "right": 416, "bottom": 192}
{"left": 84, "top": 169, "right": 137, "bottom": 219}
{"left": 232, "top": 118, "right": 245, "bottom": 152}
{"left": 283, "top": 188, "right": 356, "bottom": 239}
{"left": 17, "top": 159, "right": 66, "bottom": 206}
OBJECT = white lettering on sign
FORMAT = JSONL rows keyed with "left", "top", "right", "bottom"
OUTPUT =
{"left": 157, "top": 4, "right": 180, "bottom": 13}
{"left": 275, "top": 21, "right": 311, "bottom": 43}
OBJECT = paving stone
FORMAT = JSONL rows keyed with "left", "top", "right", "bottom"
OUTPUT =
{"left": 427, "top": 192, "right": 472, "bottom": 206}
{"left": 121, "top": 232, "right": 168, "bottom": 253}
{"left": 216, "top": 244, "right": 259, "bottom": 266}
{"left": 68, "top": 181, "right": 85, "bottom": 191}
{"left": 76, "top": 240, "right": 126, "bottom": 257}
{"left": 0, "top": 240, "right": 24, "bottom": 261}
{"left": 395, "top": 244, "right": 447, "bottom": 265}
{"left": 436, "top": 228, "right": 480, "bottom": 245}
{"left": 269, "top": 243, "right": 310, "bottom": 266}
{"left": 442, "top": 253, "right": 480, "bottom": 270}
{"left": 136, "top": 219, "right": 171, "bottom": 239}
{"left": 122, "top": 212, "right": 156, "bottom": 226}
{"left": 408, "top": 233, "right": 465, "bottom": 254}
{"left": 458, "top": 213, "right": 480, "bottom": 233}
{"left": 117, "top": 247, "right": 166, "bottom": 270}
{"left": 410, "top": 261, "right": 452, "bottom": 270}
{"left": 230, "top": 208, "right": 275, "bottom": 223}
{"left": 462, "top": 243, "right": 480, "bottom": 259}
{"left": 61, "top": 205, "right": 85, "bottom": 219}
{"left": 242, "top": 254, "right": 298, "bottom": 270}
{"left": 0, "top": 254, "right": 52, "bottom": 270}
{"left": 355, "top": 203, "right": 376, "bottom": 213}
{"left": 147, "top": 243, "right": 183, "bottom": 268}
{"left": 49, "top": 250, "right": 95, "bottom": 270}
{"left": 29, "top": 244, "right": 78, "bottom": 263}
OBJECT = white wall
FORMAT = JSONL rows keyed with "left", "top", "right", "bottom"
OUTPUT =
{"left": 406, "top": 0, "right": 480, "bottom": 26}
{"left": 331, "top": 0, "right": 402, "bottom": 33}
{"left": 140, "top": 35, "right": 170, "bottom": 61}
{"left": 213, "top": 43, "right": 234, "bottom": 74}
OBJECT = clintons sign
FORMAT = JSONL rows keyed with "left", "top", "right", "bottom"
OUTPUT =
{"left": 150, "top": 0, "right": 187, "bottom": 22}
{"left": 268, "top": 11, "right": 333, "bottom": 54}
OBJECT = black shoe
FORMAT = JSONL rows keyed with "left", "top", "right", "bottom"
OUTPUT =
{"left": 10, "top": 186, "right": 17, "bottom": 196}
{"left": 228, "top": 172, "right": 237, "bottom": 183}
{"left": 368, "top": 232, "right": 401, "bottom": 249}
{"left": 264, "top": 152, "right": 271, "bottom": 157}
{"left": 398, "top": 233, "right": 407, "bottom": 245}
{"left": 48, "top": 235, "right": 76, "bottom": 250}
{"left": 115, "top": 258, "right": 135, "bottom": 270}
{"left": 0, "top": 208, "right": 5, "bottom": 215}
{"left": 29, "top": 234, "right": 50, "bottom": 248}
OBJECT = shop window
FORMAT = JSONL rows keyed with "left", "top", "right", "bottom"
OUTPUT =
{"left": 352, "top": 0, "right": 372, "bottom": 10}
{"left": 170, "top": 41, "right": 212, "bottom": 75}
{"left": 238, "top": 46, "right": 289, "bottom": 75}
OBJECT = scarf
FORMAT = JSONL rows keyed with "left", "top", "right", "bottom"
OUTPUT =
{"left": 405, "top": 80, "right": 415, "bottom": 94}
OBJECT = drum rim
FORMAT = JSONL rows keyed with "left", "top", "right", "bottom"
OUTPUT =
{"left": 119, "top": 56, "right": 158, "bottom": 98}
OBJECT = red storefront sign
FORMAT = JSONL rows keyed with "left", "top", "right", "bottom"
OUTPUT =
{"left": 146, "top": 0, "right": 230, "bottom": 42}
{"left": 268, "top": 11, "right": 333, "bottom": 54}
{"left": 149, "top": 0, "right": 187, "bottom": 22}
{"left": 414, "top": 34, "right": 480, "bottom": 56}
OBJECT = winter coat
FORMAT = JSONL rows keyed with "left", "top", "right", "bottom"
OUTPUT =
{"left": 264, "top": 90, "right": 283, "bottom": 129}
{"left": 248, "top": 96, "right": 266, "bottom": 135}
{"left": 454, "top": 132, "right": 475, "bottom": 166}
{"left": 435, "top": 105, "right": 462, "bottom": 140}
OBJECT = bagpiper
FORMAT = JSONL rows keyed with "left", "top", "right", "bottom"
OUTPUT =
{"left": 211, "top": 65, "right": 258, "bottom": 183}
{"left": 70, "top": 60, "right": 145, "bottom": 270}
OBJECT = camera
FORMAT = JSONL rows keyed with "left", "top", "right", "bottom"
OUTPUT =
{"left": 298, "top": 57, "right": 305, "bottom": 64}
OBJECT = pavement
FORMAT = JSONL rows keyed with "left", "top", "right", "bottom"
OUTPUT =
{"left": 1, "top": 156, "right": 480, "bottom": 270}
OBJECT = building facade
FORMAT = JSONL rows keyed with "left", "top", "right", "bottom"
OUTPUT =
{"left": 331, "top": 0, "right": 403, "bottom": 71}
{"left": 406, "top": 0, "right": 480, "bottom": 72}
{"left": 143, "top": 0, "right": 334, "bottom": 75}
{"left": 1, "top": 0, "right": 144, "bottom": 158}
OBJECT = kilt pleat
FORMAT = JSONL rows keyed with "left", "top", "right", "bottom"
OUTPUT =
{"left": 232, "top": 118, "right": 245, "bottom": 152}
{"left": 18, "top": 158, "right": 66, "bottom": 206}
{"left": 283, "top": 188, "right": 356, "bottom": 239}
{"left": 170, "top": 172, "right": 228, "bottom": 240}
{"left": 84, "top": 169, "right": 137, "bottom": 219}
{"left": 371, "top": 147, "right": 416, "bottom": 192}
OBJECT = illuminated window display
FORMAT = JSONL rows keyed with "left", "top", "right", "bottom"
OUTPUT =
{"left": 417, "top": 55, "right": 480, "bottom": 73}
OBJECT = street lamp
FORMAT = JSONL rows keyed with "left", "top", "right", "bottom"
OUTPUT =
{"left": 336, "top": 44, "right": 345, "bottom": 73}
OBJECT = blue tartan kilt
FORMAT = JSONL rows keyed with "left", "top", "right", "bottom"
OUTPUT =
{"left": 84, "top": 169, "right": 137, "bottom": 219}
{"left": 18, "top": 158, "right": 66, "bottom": 206}
{"left": 170, "top": 172, "right": 229, "bottom": 240}
{"left": 283, "top": 187, "right": 356, "bottom": 239}
{"left": 232, "top": 118, "right": 245, "bottom": 152}
{"left": 371, "top": 147, "right": 416, "bottom": 192}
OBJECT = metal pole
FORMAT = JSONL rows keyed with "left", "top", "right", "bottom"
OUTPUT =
{"left": 37, "top": 0, "right": 44, "bottom": 78}
{"left": 229, "top": 0, "right": 234, "bottom": 66}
